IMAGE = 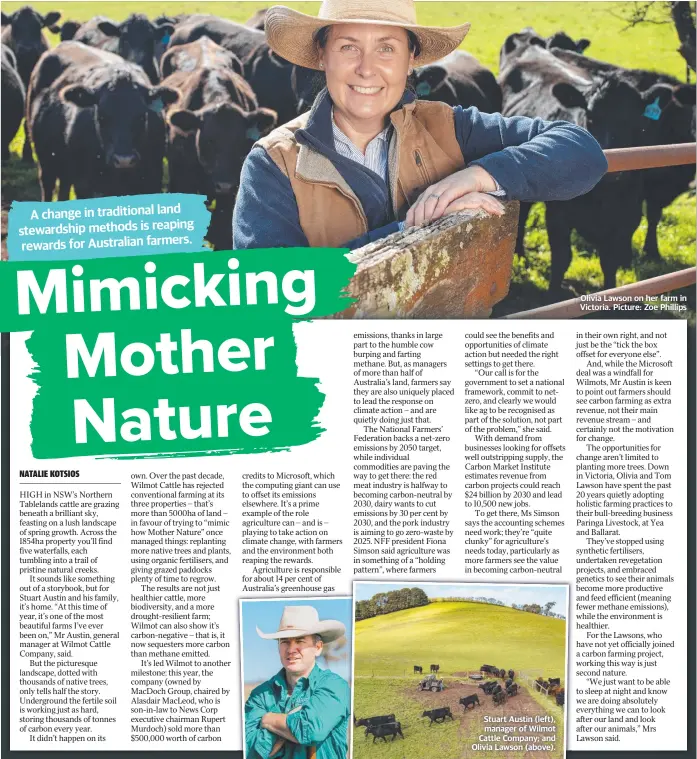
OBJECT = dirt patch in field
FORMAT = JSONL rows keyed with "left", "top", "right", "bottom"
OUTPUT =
{"left": 403, "top": 678, "right": 562, "bottom": 759}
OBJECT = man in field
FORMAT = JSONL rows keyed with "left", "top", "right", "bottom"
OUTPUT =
{"left": 245, "top": 606, "right": 349, "bottom": 759}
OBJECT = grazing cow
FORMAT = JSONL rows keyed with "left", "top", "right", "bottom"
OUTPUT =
{"left": 73, "top": 14, "right": 174, "bottom": 84}
{"left": 500, "top": 40, "right": 677, "bottom": 292}
{"left": 245, "top": 8, "right": 268, "bottom": 30}
{"left": 160, "top": 35, "right": 243, "bottom": 78}
{"left": 556, "top": 688, "right": 565, "bottom": 707}
{"left": 430, "top": 664, "right": 440, "bottom": 674}
{"left": 493, "top": 689, "right": 507, "bottom": 706}
{"left": 167, "top": 15, "right": 314, "bottom": 124}
{"left": 366, "top": 722, "right": 403, "bottom": 742}
{"left": 1, "top": 6, "right": 60, "bottom": 162}
{"left": 354, "top": 714, "right": 396, "bottom": 732}
{"left": 27, "top": 42, "right": 177, "bottom": 201}
{"left": 459, "top": 694, "right": 480, "bottom": 710}
{"left": 549, "top": 47, "right": 696, "bottom": 261}
{"left": 413, "top": 665, "right": 423, "bottom": 674}
{"left": 506, "top": 683, "right": 519, "bottom": 697}
{"left": 422, "top": 707, "right": 453, "bottom": 725}
{"left": 412, "top": 50, "right": 502, "bottom": 113}
{"left": 480, "top": 664, "right": 498, "bottom": 675}
{"left": 1, "top": 45, "right": 24, "bottom": 160}
{"left": 162, "top": 63, "right": 276, "bottom": 249}
{"left": 508, "top": 669, "right": 515, "bottom": 680}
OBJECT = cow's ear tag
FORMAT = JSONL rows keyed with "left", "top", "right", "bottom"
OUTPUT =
{"left": 162, "top": 32, "right": 170, "bottom": 44}
{"left": 643, "top": 98, "right": 662, "bottom": 121}
{"left": 416, "top": 82, "right": 431, "bottom": 97}
{"left": 246, "top": 126, "right": 261, "bottom": 140}
{"left": 149, "top": 97, "right": 164, "bottom": 113}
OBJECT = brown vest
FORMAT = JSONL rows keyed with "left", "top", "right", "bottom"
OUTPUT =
{"left": 257, "top": 101, "right": 466, "bottom": 248}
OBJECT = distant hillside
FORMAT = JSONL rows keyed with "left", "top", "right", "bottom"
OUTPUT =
{"left": 354, "top": 601, "right": 565, "bottom": 677}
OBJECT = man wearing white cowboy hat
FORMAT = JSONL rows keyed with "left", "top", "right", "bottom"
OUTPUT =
{"left": 233, "top": 0, "right": 607, "bottom": 251}
{"left": 245, "top": 606, "right": 350, "bottom": 759}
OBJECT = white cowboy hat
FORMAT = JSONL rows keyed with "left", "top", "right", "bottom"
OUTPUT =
{"left": 265, "top": 0, "right": 471, "bottom": 70}
{"left": 256, "top": 605, "right": 346, "bottom": 643}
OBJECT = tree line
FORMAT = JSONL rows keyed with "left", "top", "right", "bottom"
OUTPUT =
{"left": 355, "top": 587, "right": 430, "bottom": 620}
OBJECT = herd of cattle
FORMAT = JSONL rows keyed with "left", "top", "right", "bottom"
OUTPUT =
{"left": 354, "top": 663, "right": 558, "bottom": 743}
{"left": 2, "top": 6, "right": 695, "bottom": 286}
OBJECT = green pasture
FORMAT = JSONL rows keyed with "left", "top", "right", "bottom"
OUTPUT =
{"left": 353, "top": 601, "right": 565, "bottom": 759}
{"left": 354, "top": 601, "right": 566, "bottom": 677}
{"left": 2, "top": 2, "right": 694, "bottom": 313}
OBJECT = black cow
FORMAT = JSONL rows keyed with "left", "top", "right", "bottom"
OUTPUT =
{"left": 479, "top": 681, "right": 498, "bottom": 694}
{"left": 556, "top": 688, "right": 565, "bottom": 707}
{"left": 167, "top": 15, "right": 314, "bottom": 124}
{"left": 430, "top": 664, "right": 440, "bottom": 673}
{"left": 245, "top": 8, "right": 268, "bottom": 30}
{"left": 548, "top": 677, "right": 561, "bottom": 686}
{"left": 366, "top": 722, "right": 404, "bottom": 742}
{"left": 162, "top": 63, "right": 276, "bottom": 249}
{"left": 506, "top": 683, "right": 519, "bottom": 697}
{"left": 1, "top": 45, "right": 24, "bottom": 160}
{"left": 549, "top": 47, "right": 696, "bottom": 261}
{"left": 505, "top": 678, "right": 513, "bottom": 689}
{"left": 499, "top": 26, "right": 590, "bottom": 69}
{"left": 413, "top": 665, "right": 423, "bottom": 674}
{"left": 354, "top": 714, "right": 396, "bottom": 732}
{"left": 459, "top": 694, "right": 480, "bottom": 710}
{"left": 27, "top": 41, "right": 177, "bottom": 201}
{"left": 422, "top": 707, "right": 453, "bottom": 725}
{"left": 160, "top": 35, "right": 243, "bottom": 78}
{"left": 413, "top": 50, "right": 502, "bottom": 113}
{"left": 73, "top": 14, "right": 174, "bottom": 84}
{"left": 50, "top": 20, "right": 82, "bottom": 41}
{"left": 153, "top": 13, "right": 190, "bottom": 62}
{"left": 1, "top": 6, "right": 60, "bottom": 162}
{"left": 480, "top": 664, "right": 498, "bottom": 675}
{"left": 493, "top": 689, "right": 507, "bottom": 706}
{"left": 508, "top": 669, "right": 515, "bottom": 680}
{"left": 498, "top": 668, "right": 506, "bottom": 679}
{"left": 491, "top": 683, "right": 503, "bottom": 695}
{"left": 500, "top": 40, "right": 677, "bottom": 292}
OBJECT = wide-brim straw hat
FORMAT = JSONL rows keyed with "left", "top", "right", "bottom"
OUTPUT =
{"left": 265, "top": 0, "right": 471, "bottom": 70}
{"left": 256, "top": 605, "right": 346, "bottom": 643}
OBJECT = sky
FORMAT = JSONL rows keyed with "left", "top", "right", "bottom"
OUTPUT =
{"left": 354, "top": 582, "right": 568, "bottom": 614}
{"left": 240, "top": 597, "right": 353, "bottom": 684}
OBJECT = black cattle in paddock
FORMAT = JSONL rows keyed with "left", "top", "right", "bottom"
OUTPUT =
{"left": 414, "top": 665, "right": 423, "bottom": 674}
{"left": 480, "top": 664, "right": 498, "bottom": 675}
{"left": 1, "top": 6, "right": 61, "bottom": 162}
{"left": 498, "top": 668, "right": 507, "bottom": 679}
{"left": 73, "top": 14, "right": 174, "bottom": 84}
{"left": 534, "top": 678, "right": 550, "bottom": 691}
{"left": 505, "top": 678, "right": 513, "bottom": 689}
{"left": 27, "top": 42, "right": 177, "bottom": 201}
{"left": 498, "top": 26, "right": 590, "bottom": 69}
{"left": 492, "top": 689, "right": 507, "bottom": 706}
{"left": 506, "top": 683, "right": 519, "bottom": 697}
{"left": 366, "top": 722, "right": 404, "bottom": 742}
{"left": 412, "top": 50, "right": 502, "bottom": 113}
{"left": 353, "top": 714, "right": 396, "bottom": 735}
{"left": 160, "top": 35, "right": 243, "bottom": 78}
{"left": 245, "top": 8, "right": 268, "bottom": 30}
{"left": 548, "top": 677, "right": 561, "bottom": 686}
{"left": 1, "top": 45, "right": 25, "bottom": 160}
{"left": 508, "top": 669, "right": 515, "bottom": 680}
{"left": 422, "top": 707, "right": 453, "bottom": 725}
{"left": 162, "top": 63, "right": 276, "bottom": 250}
{"left": 500, "top": 40, "right": 677, "bottom": 294}
{"left": 548, "top": 47, "right": 696, "bottom": 262}
{"left": 430, "top": 664, "right": 440, "bottom": 673}
{"left": 556, "top": 688, "right": 565, "bottom": 706}
{"left": 167, "top": 15, "right": 315, "bottom": 124}
{"left": 479, "top": 681, "right": 499, "bottom": 694}
{"left": 459, "top": 694, "right": 480, "bottom": 710}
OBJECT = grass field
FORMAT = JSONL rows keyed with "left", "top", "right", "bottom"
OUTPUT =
{"left": 353, "top": 601, "right": 566, "bottom": 759}
{"left": 1, "top": 2, "right": 694, "bottom": 314}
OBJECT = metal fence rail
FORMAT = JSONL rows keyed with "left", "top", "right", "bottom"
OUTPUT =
{"left": 605, "top": 142, "right": 696, "bottom": 172}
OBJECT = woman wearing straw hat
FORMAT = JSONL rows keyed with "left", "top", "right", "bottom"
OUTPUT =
{"left": 245, "top": 606, "right": 349, "bottom": 759}
{"left": 232, "top": 0, "right": 608, "bottom": 250}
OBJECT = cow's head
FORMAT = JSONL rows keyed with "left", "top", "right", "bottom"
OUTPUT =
{"left": 97, "top": 14, "right": 174, "bottom": 83}
{"left": 547, "top": 31, "right": 591, "bottom": 54}
{"left": 552, "top": 73, "right": 660, "bottom": 149}
{"left": 1, "top": 6, "right": 60, "bottom": 75}
{"left": 168, "top": 103, "right": 277, "bottom": 196}
{"left": 61, "top": 76, "right": 178, "bottom": 169}
{"left": 411, "top": 65, "right": 448, "bottom": 99}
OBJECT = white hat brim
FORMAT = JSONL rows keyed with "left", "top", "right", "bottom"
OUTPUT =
{"left": 265, "top": 6, "right": 471, "bottom": 70}
{"left": 256, "top": 619, "right": 346, "bottom": 643}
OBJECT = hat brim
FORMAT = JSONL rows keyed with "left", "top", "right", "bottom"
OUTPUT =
{"left": 265, "top": 6, "right": 470, "bottom": 69}
{"left": 256, "top": 620, "right": 346, "bottom": 643}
